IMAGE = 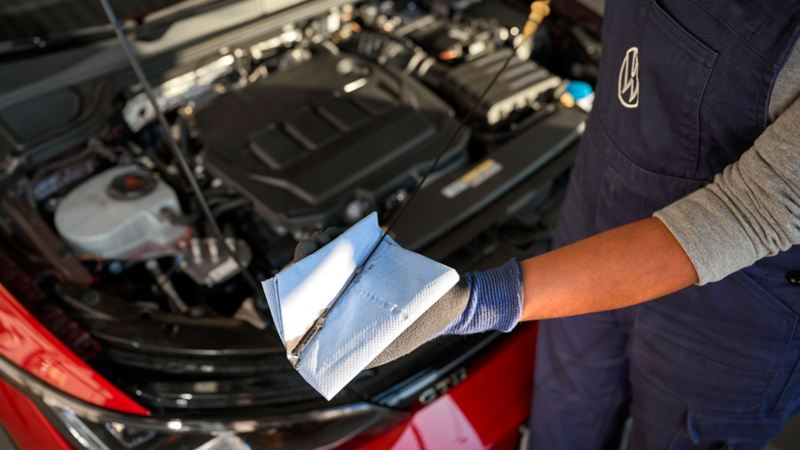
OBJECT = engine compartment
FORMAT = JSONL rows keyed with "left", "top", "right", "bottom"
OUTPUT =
{"left": 0, "top": 0, "right": 598, "bottom": 415}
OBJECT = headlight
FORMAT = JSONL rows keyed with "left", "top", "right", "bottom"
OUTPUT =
{"left": 1, "top": 357, "right": 408, "bottom": 449}
{"left": 47, "top": 402, "right": 401, "bottom": 450}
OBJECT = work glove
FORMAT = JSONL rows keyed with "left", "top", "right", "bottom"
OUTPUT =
{"left": 293, "top": 228, "right": 524, "bottom": 368}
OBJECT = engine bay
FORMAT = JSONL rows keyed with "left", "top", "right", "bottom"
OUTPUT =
{"left": 0, "top": 0, "right": 599, "bottom": 413}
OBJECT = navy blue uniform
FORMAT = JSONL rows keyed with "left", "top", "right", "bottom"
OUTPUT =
{"left": 530, "top": 1, "right": 800, "bottom": 448}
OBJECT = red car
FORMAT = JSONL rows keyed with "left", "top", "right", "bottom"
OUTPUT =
{"left": 0, "top": 1, "right": 600, "bottom": 448}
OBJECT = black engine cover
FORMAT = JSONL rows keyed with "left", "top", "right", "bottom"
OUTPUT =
{"left": 196, "top": 53, "right": 466, "bottom": 232}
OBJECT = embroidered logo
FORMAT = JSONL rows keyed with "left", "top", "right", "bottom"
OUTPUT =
{"left": 618, "top": 46, "right": 639, "bottom": 108}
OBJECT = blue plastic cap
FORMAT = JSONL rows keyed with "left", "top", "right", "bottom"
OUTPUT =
{"left": 566, "top": 81, "right": 593, "bottom": 100}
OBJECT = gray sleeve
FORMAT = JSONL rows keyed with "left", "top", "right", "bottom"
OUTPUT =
{"left": 654, "top": 96, "right": 800, "bottom": 285}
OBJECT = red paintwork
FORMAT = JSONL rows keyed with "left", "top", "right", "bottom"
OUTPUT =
{"left": 0, "top": 277, "right": 536, "bottom": 449}
{"left": 0, "top": 378, "right": 72, "bottom": 450}
{"left": 0, "top": 283, "right": 149, "bottom": 416}
{"left": 357, "top": 323, "right": 538, "bottom": 450}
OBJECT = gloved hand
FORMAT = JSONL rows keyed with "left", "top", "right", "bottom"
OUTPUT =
{"left": 293, "top": 228, "right": 523, "bottom": 368}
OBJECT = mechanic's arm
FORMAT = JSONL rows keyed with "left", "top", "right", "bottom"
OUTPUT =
{"left": 520, "top": 217, "right": 694, "bottom": 320}
{"left": 523, "top": 95, "right": 800, "bottom": 319}
{"left": 377, "top": 94, "right": 799, "bottom": 365}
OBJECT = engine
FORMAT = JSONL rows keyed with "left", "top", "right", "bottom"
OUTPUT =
{"left": 0, "top": 0, "right": 593, "bottom": 411}
{"left": 196, "top": 52, "right": 465, "bottom": 231}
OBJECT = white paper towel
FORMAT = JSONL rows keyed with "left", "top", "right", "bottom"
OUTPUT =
{"left": 262, "top": 212, "right": 459, "bottom": 400}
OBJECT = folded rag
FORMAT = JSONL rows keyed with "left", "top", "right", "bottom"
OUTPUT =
{"left": 262, "top": 212, "right": 459, "bottom": 400}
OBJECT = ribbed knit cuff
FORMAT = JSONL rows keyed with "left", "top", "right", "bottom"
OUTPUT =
{"left": 441, "top": 259, "right": 524, "bottom": 335}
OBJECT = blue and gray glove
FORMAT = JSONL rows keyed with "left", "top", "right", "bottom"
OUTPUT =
{"left": 293, "top": 229, "right": 524, "bottom": 368}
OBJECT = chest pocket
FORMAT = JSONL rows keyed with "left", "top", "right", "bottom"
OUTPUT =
{"left": 596, "top": 0, "right": 719, "bottom": 181}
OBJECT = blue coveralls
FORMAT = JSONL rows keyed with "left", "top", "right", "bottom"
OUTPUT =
{"left": 529, "top": 0, "right": 800, "bottom": 448}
